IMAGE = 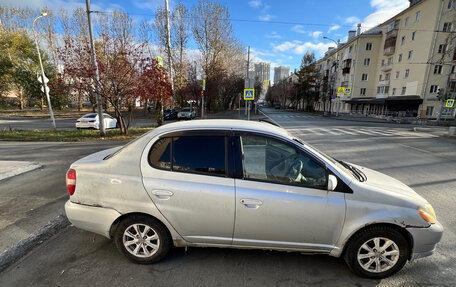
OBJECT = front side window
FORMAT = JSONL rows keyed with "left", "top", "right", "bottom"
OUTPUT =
{"left": 240, "top": 135, "right": 327, "bottom": 189}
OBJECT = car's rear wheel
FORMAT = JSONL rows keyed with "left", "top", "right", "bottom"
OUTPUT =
{"left": 344, "top": 226, "right": 409, "bottom": 279}
{"left": 114, "top": 216, "right": 171, "bottom": 264}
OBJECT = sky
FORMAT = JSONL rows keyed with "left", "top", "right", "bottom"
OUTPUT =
{"left": 2, "top": 0, "right": 411, "bottom": 80}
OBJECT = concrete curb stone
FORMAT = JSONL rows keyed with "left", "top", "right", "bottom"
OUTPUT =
{"left": 0, "top": 214, "right": 69, "bottom": 273}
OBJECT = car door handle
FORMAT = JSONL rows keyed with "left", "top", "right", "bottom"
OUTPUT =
{"left": 151, "top": 190, "right": 173, "bottom": 200}
{"left": 240, "top": 198, "right": 263, "bottom": 209}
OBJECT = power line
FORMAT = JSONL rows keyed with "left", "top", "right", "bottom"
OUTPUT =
{"left": 90, "top": 10, "right": 453, "bottom": 33}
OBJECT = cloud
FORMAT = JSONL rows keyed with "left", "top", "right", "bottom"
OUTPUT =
{"left": 249, "top": 0, "right": 262, "bottom": 8}
{"left": 344, "top": 16, "right": 361, "bottom": 25}
{"left": 328, "top": 25, "right": 340, "bottom": 33}
{"left": 259, "top": 14, "right": 274, "bottom": 21}
{"left": 266, "top": 31, "right": 282, "bottom": 39}
{"left": 272, "top": 40, "right": 332, "bottom": 57}
{"left": 291, "top": 25, "right": 306, "bottom": 34}
{"left": 310, "top": 31, "right": 323, "bottom": 39}
{"left": 362, "top": 0, "right": 409, "bottom": 30}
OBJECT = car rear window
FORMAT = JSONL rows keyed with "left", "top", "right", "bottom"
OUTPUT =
{"left": 83, "top": 114, "right": 97, "bottom": 118}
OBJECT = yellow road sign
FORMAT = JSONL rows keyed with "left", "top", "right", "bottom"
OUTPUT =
{"left": 157, "top": 56, "right": 163, "bottom": 67}
{"left": 446, "top": 99, "right": 455, "bottom": 108}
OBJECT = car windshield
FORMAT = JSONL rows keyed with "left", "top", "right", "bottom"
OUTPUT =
{"left": 82, "top": 114, "right": 97, "bottom": 118}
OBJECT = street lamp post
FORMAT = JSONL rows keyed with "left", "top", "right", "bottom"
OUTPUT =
{"left": 32, "top": 12, "right": 56, "bottom": 129}
{"left": 323, "top": 36, "right": 341, "bottom": 116}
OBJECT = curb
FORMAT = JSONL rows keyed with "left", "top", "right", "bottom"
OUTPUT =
{"left": 0, "top": 214, "right": 70, "bottom": 273}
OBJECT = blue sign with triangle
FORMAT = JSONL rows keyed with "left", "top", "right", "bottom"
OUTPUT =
{"left": 244, "top": 89, "right": 255, "bottom": 100}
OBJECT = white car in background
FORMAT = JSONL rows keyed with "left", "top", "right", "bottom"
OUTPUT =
{"left": 76, "top": 113, "right": 117, "bottom": 130}
{"left": 177, "top": 107, "right": 196, "bottom": 120}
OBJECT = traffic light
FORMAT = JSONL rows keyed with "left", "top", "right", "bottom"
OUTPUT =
{"left": 436, "top": 88, "right": 444, "bottom": 101}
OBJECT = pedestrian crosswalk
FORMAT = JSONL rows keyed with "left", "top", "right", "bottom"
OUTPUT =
{"left": 286, "top": 127, "right": 438, "bottom": 138}
{"left": 273, "top": 115, "right": 317, "bottom": 119}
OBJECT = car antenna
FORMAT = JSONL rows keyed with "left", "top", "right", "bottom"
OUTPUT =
{"left": 258, "top": 118, "right": 280, "bottom": 127}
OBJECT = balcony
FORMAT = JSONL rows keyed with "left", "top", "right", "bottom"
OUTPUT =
{"left": 376, "top": 93, "right": 389, "bottom": 99}
{"left": 378, "top": 80, "right": 390, "bottom": 86}
{"left": 381, "top": 63, "right": 392, "bottom": 72}
{"left": 341, "top": 81, "right": 349, "bottom": 87}
{"left": 343, "top": 52, "right": 352, "bottom": 61}
{"left": 386, "top": 29, "right": 398, "bottom": 39}
{"left": 384, "top": 46, "right": 395, "bottom": 56}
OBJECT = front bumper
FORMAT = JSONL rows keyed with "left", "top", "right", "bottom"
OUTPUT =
{"left": 407, "top": 221, "right": 443, "bottom": 261}
{"left": 65, "top": 200, "right": 121, "bottom": 238}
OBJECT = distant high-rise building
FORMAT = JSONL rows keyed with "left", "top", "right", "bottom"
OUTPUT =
{"left": 274, "top": 66, "right": 290, "bottom": 84}
{"left": 254, "top": 62, "right": 271, "bottom": 94}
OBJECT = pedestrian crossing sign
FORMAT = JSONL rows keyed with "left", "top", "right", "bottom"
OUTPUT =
{"left": 446, "top": 99, "right": 454, "bottom": 107}
{"left": 337, "top": 87, "right": 345, "bottom": 97}
{"left": 244, "top": 89, "right": 254, "bottom": 100}
{"left": 344, "top": 88, "right": 351, "bottom": 95}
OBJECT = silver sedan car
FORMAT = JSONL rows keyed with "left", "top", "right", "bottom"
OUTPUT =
{"left": 65, "top": 120, "right": 442, "bottom": 278}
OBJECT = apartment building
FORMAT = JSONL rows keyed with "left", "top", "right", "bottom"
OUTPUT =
{"left": 316, "top": 0, "right": 456, "bottom": 119}
{"left": 254, "top": 62, "right": 271, "bottom": 92}
{"left": 274, "top": 66, "right": 290, "bottom": 84}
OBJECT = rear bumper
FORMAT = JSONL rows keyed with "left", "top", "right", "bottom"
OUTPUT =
{"left": 407, "top": 221, "right": 443, "bottom": 261}
{"left": 65, "top": 200, "right": 121, "bottom": 238}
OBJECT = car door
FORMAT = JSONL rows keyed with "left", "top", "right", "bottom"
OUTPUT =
{"left": 232, "top": 133, "right": 346, "bottom": 252}
{"left": 141, "top": 131, "right": 236, "bottom": 245}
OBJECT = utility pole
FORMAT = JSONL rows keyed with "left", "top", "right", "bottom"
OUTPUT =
{"left": 245, "top": 46, "right": 250, "bottom": 118}
{"left": 164, "top": 0, "right": 174, "bottom": 120}
{"left": 85, "top": 0, "right": 105, "bottom": 136}
{"left": 33, "top": 13, "right": 56, "bottom": 130}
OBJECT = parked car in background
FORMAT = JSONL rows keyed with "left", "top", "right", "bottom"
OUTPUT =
{"left": 177, "top": 107, "right": 196, "bottom": 120}
{"left": 163, "top": 109, "right": 178, "bottom": 120}
{"left": 75, "top": 113, "right": 117, "bottom": 129}
{"left": 65, "top": 120, "right": 442, "bottom": 279}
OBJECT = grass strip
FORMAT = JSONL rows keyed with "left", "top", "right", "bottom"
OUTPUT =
{"left": 0, "top": 127, "right": 154, "bottom": 142}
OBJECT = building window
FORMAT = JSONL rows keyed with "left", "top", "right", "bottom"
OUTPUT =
{"left": 401, "top": 87, "right": 406, "bottom": 95}
{"left": 449, "top": 0, "right": 455, "bottom": 9}
{"left": 362, "top": 74, "right": 368, "bottom": 81}
{"left": 401, "top": 36, "right": 406, "bottom": 45}
{"left": 392, "top": 88, "right": 396, "bottom": 95}
{"left": 360, "top": 88, "right": 366, "bottom": 95}
{"left": 415, "top": 11, "right": 421, "bottom": 22}
{"left": 426, "top": 106, "right": 434, "bottom": 116}
{"left": 395, "top": 71, "right": 400, "bottom": 79}
{"left": 405, "top": 69, "right": 410, "bottom": 78}
{"left": 408, "top": 50, "right": 413, "bottom": 59}
{"left": 379, "top": 74, "right": 383, "bottom": 81}
{"left": 385, "top": 73, "right": 390, "bottom": 81}
{"left": 411, "top": 31, "right": 416, "bottom": 40}
{"left": 366, "top": 43, "right": 372, "bottom": 50}
{"left": 364, "top": 58, "right": 370, "bottom": 66}
{"left": 398, "top": 54, "right": 402, "bottom": 62}
{"left": 404, "top": 17, "right": 409, "bottom": 27}
{"left": 452, "top": 65, "right": 455, "bottom": 73}
{"left": 430, "top": 85, "right": 439, "bottom": 93}
{"left": 349, "top": 46, "right": 352, "bottom": 53}
{"left": 434, "top": 65, "right": 443, "bottom": 74}
{"left": 443, "top": 22, "right": 453, "bottom": 32}
{"left": 438, "top": 44, "right": 448, "bottom": 53}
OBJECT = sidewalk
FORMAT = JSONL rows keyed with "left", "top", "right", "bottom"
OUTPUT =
{"left": 0, "top": 161, "right": 42, "bottom": 181}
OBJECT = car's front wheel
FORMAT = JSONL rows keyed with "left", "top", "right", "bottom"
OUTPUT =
{"left": 344, "top": 226, "right": 409, "bottom": 279}
{"left": 114, "top": 216, "right": 171, "bottom": 264}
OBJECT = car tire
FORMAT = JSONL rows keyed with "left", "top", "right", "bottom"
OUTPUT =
{"left": 114, "top": 215, "right": 171, "bottom": 264}
{"left": 344, "top": 226, "right": 409, "bottom": 279}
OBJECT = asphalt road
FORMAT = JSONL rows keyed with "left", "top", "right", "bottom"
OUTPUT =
{"left": 0, "top": 109, "right": 455, "bottom": 286}
{"left": 0, "top": 117, "right": 155, "bottom": 130}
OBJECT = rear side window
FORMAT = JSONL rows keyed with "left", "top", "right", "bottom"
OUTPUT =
{"left": 149, "top": 136, "right": 226, "bottom": 176}
{"left": 149, "top": 138, "right": 172, "bottom": 170}
{"left": 173, "top": 136, "right": 225, "bottom": 176}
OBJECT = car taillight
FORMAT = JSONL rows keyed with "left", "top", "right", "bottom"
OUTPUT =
{"left": 88, "top": 120, "right": 96, "bottom": 122}
{"left": 66, "top": 169, "right": 76, "bottom": 196}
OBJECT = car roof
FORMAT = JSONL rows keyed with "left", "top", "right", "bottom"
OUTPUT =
{"left": 152, "top": 119, "right": 292, "bottom": 139}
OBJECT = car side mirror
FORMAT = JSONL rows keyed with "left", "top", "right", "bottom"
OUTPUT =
{"left": 328, "top": 174, "right": 338, "bottom": 191}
